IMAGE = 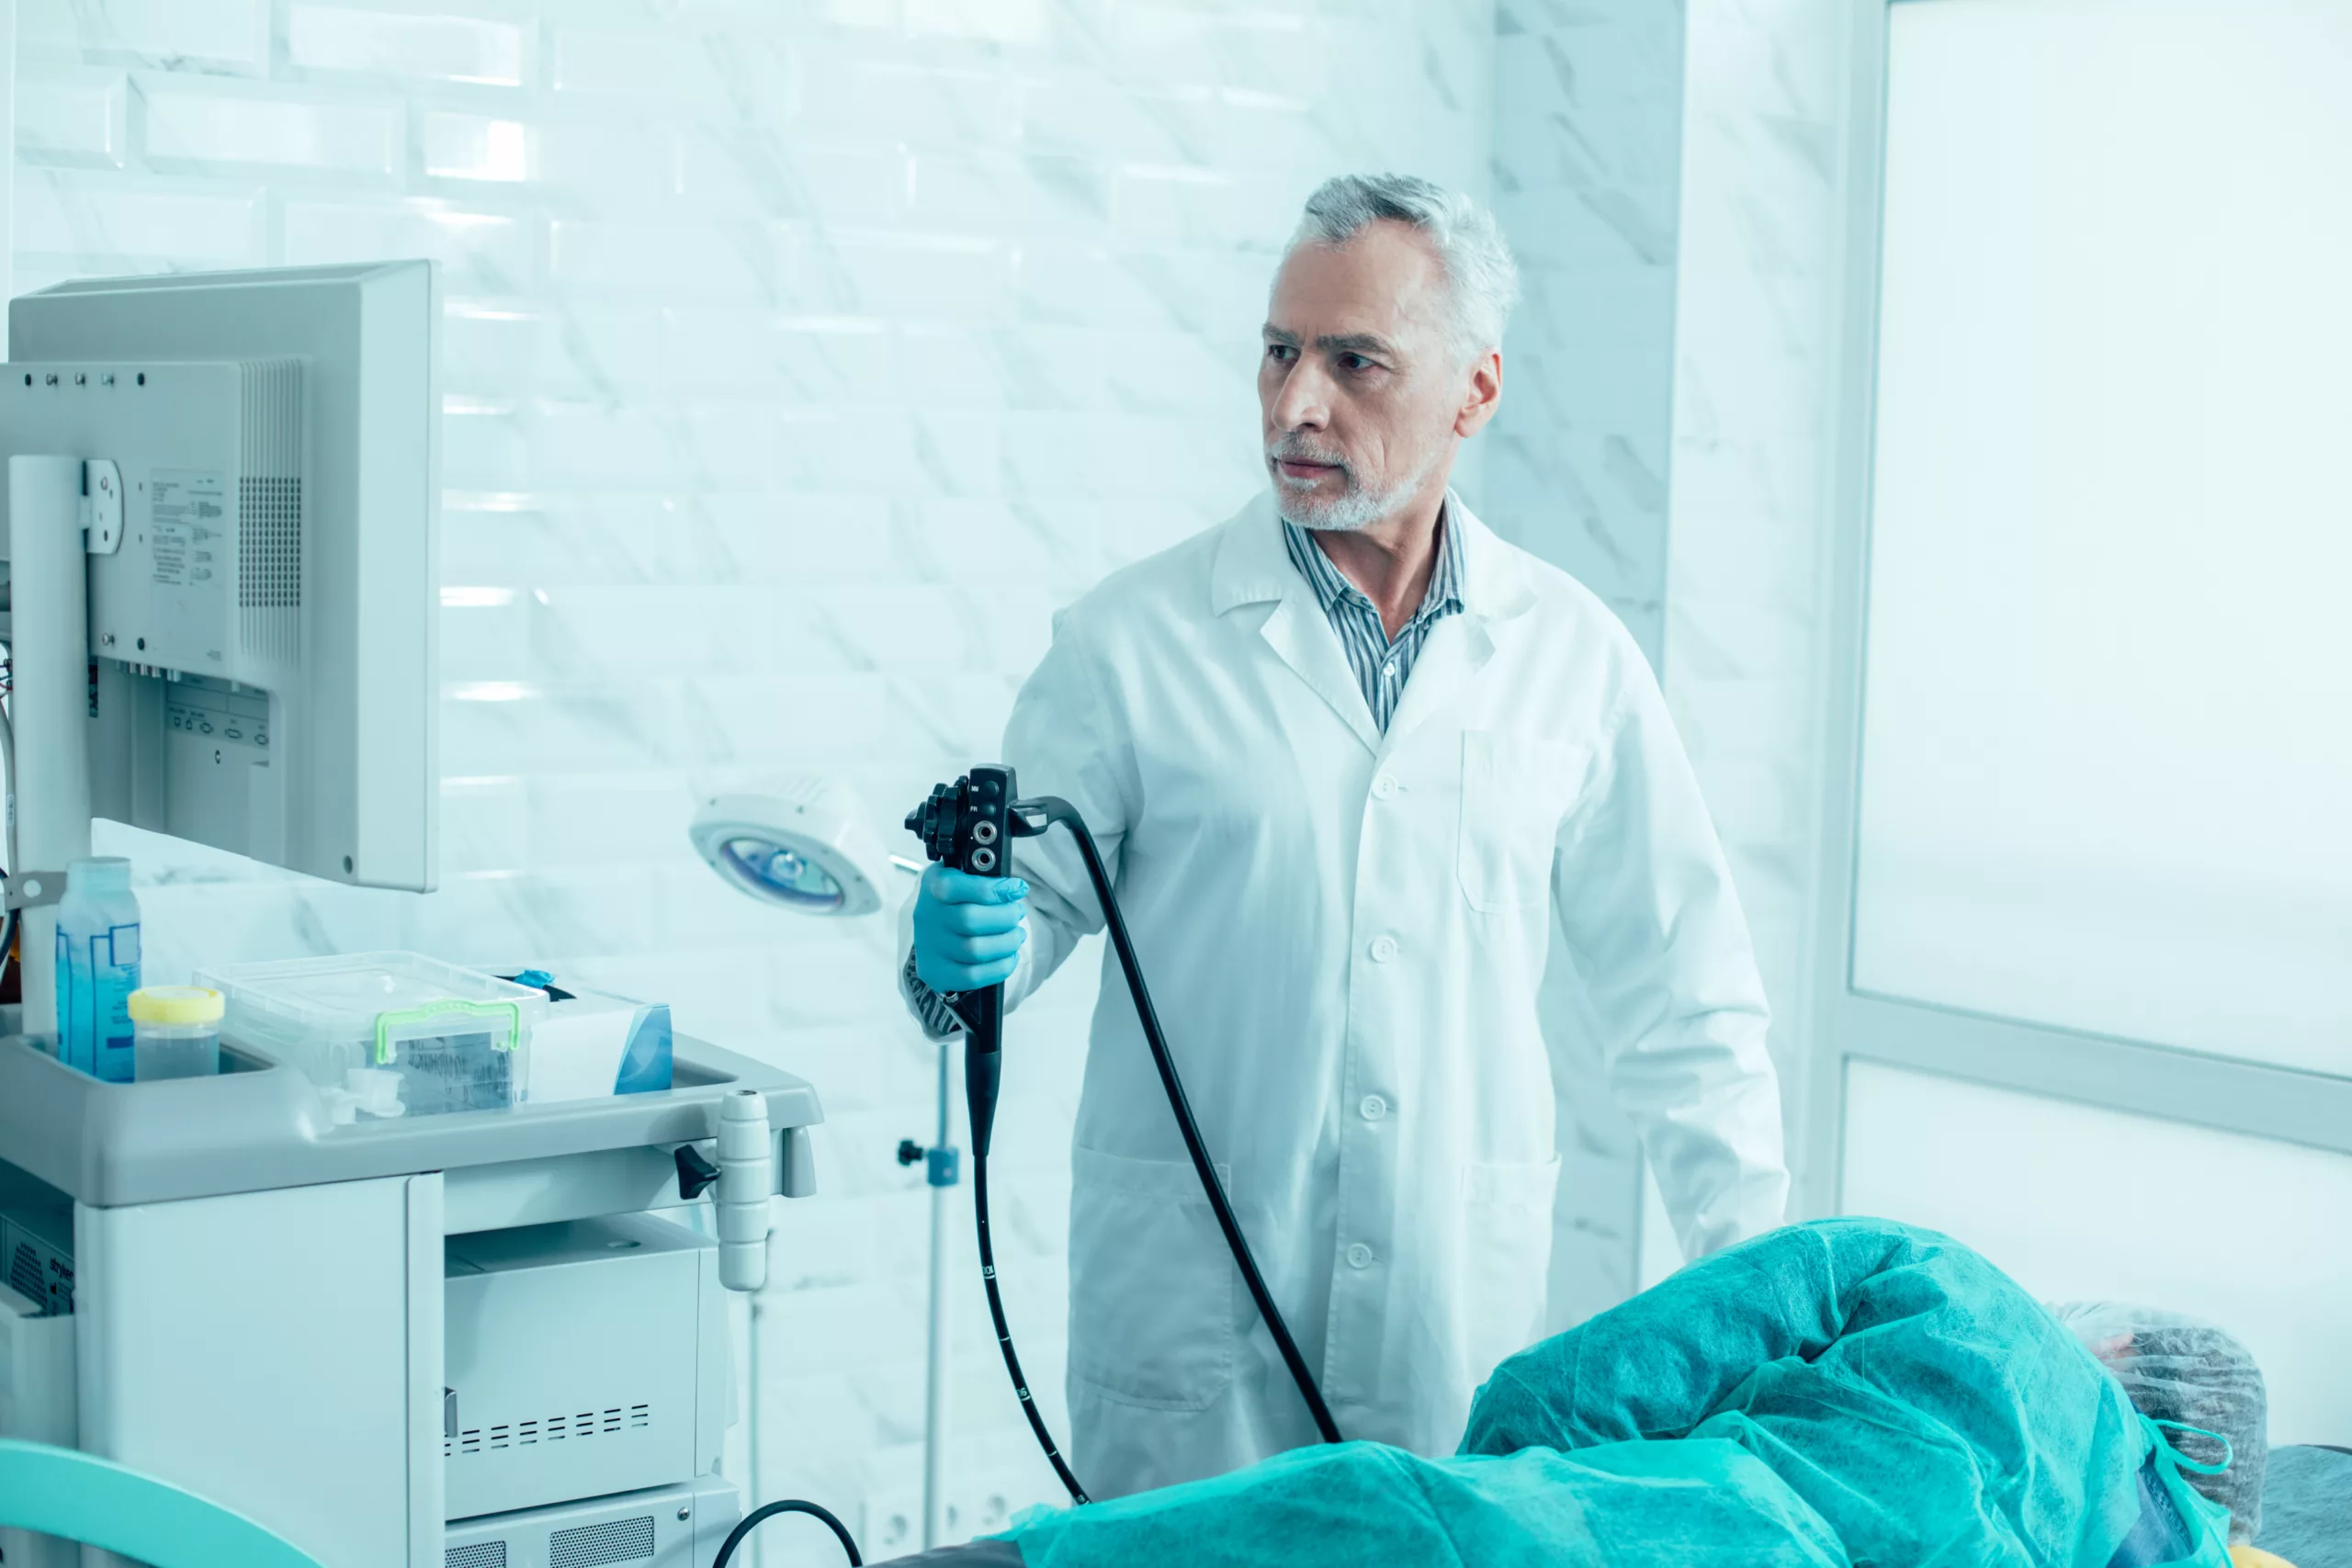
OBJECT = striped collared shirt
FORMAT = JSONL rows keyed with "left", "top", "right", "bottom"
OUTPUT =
{"left": 1281, "top": 504, "right": 1467, "bottom": 732}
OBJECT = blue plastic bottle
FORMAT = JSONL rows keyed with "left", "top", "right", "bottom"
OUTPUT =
{"left": 55, "top": 857, "right": 142, "bottom": 1081}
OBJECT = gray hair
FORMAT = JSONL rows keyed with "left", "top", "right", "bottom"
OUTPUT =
{"left": 1285, "top": 174, "right": 1521, "bottom": 358}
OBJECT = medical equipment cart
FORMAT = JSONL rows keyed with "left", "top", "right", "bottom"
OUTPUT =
{"left": 0, "top": 1018, "right": 821, "bottom": 1568}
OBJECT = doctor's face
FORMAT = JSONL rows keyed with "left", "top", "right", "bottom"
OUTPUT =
{"left": 1260, "top": 221, "right": 1498, "bottom": 533}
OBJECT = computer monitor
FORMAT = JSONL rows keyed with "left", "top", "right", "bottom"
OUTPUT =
{"left": 1, "top": 261, "right": 440, "bottom": 893}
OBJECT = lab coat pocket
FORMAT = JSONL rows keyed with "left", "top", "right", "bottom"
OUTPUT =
{"left": 1067, "top": 1146, "right": 1238, "bottom": 1411}
{"left": 1459, "top": 1156, "right": 1560, "bottom": 1378}
{"left": 1457, "top": 732, "right": 1585, "bottom": 912}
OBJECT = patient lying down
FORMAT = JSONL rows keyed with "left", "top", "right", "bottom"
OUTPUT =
{"left": 885, "top": 1219, "right": 2247, "bottom": 1567}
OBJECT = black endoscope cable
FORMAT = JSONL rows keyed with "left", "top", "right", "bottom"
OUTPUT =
{"left": 1031, "top": 796, "right": 1345, "bottom": 1454}
{"left": 710, "top": 1497, "right": 860, "bottom": 1566}
{"left": 974, "top": 1134, "right": 1091, "bottom": 1503}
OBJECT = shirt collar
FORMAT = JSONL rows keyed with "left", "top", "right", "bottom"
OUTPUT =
{"left": 1281, "top": 499, "right": 1466, "bottom": 629}
{"left": 1212, "top": 488, "right": 1537, "bottom": 623}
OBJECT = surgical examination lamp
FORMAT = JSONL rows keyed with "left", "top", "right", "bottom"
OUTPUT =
{"left": 691, "top": 774, "right": 889, "bottom": 918}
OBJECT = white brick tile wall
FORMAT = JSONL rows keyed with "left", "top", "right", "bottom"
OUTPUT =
{"left": 809, "top": 0, "right": 900, "bottom": 31}
{"left": 13, "top": 169, "right": 264, "bottom": 272}
{"left": 286, "top": 6, "right": 528, "bottom": 85}
{"left": 13, "top": 69, "right": 127, "bottom": 165}
{"left": 20, "top": 0, "right": 269, "bottom": 71}
{"left": 794, "top": 60, "right": 1019, "bottom": 150}
{"left": 279, "top": 198, "right": 535, "bottom": 287}
{"left": 550, "top": 26, "right": 741, "bottom": 101}
{"left": 906, "top": 0, "right": 1048, "bottom": 48}
{"left": 141, "top": 84, "right": 405, "bottom": 175}
{"left": 826, "top": 231, "right": 1009, "bottom": 318}
{"left": 419, "top": 110, "right": 531, "bottom": 181}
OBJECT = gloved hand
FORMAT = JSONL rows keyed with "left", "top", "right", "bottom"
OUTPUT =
{"left": 912, "top": 864, "right": 1029, "bottom": 994}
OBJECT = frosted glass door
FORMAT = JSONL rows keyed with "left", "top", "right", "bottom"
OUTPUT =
{"left": 1851, "top": 0, "right": 2352, "bottom": 1074}
{"left": 1842, "top": 1061, "right": 2352, "bottom": 1446}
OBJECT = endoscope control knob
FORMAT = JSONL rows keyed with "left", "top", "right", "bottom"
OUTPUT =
{"left": 904, "top": 768, "right": 1022, "bottom": 874}
{"left": 904, "top": 783, "right": 962, "bottom": 864}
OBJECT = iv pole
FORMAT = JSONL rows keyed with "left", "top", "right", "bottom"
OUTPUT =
{"left": 925, "top": 1039, "right": 954, "bottom": 1551}
{"left": 898, "top": 1035, "right": 959, "bottom": 1551}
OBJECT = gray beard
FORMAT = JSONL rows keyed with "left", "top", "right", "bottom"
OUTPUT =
{"left": 1277, "top": 489, "right": 1385, "bottom": 533}
{"left": 1271, "top": 454, "right": 1434, "bottom": 533}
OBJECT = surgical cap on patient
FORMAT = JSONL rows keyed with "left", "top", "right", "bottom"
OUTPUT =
{"left": 2051, "top": 1302, "right": 2269, "bottom": 1544}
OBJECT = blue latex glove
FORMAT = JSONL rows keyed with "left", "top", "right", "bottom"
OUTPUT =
{"left": 912, "top": 864, "right": 1029, "bottom": 994}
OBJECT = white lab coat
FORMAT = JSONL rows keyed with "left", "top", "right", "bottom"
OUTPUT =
{"left": 899, "top": 491, "right": 1787, "bottom": 1496}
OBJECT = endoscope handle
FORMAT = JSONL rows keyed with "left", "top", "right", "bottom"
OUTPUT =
{"left": 904, "top": 764, "right": 1022, "bottom": 1158}
{"left": 959, "top": 990, "right": 1004, "bottom": 1158}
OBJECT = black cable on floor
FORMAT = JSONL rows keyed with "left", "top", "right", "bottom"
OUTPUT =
{"left": 710, "top": 1497, "right": 862, "bottom": 1567}
{"left": 976, "top": 1147, "right": 1090, "bottom": 1504}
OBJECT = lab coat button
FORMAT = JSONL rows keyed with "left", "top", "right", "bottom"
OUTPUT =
{"left": 1346, "top": 1243, "right": 1374, "bottom": 1269}
{"left": 1369, "top": 935, "right": 1398, "bottom": 964}
{"left": 1359, "top": 1095, "right": 1387, "bottom": 1122}
{"left": 1371, "top": 773, "right": 1398, "bottom": 801}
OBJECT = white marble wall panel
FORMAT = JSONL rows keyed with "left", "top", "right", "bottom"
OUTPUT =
{"left": 1488, "top": 0, "right": 1684, "bottom": 668}
{"left": 1487, "top": 0, "right": 1853, "bottom": 1319}
{"left": 1665, "top": 0, "right": 1851, "bottom": 1193}
{"left": 16, "top": 0, "right": 1493, "bottom": 1551}
{"left": 1488, "top": 0, "right": 1686, "bottom": 1332}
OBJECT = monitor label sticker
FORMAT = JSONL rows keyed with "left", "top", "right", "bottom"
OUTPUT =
{"left": 151, "top": 469, "right": 226, "bottom": 589}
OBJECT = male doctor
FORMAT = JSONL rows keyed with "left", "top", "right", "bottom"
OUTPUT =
{"left": 899, "top": 175, "right": 1788, "bottom": 1495}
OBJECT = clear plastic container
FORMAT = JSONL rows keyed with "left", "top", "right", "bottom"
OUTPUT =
{"left": 130, "top": 986, "right": 223, "bottom": 1080}
{"left": 194, "top": 953, "right": 547, "bottom": 1118}
{"left": 57, "top": 856, "right": 141, "bottom": 1081}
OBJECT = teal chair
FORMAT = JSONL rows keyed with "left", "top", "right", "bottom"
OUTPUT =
{"left": 0, "top": 1438, "right": 324, "bottom": 1567}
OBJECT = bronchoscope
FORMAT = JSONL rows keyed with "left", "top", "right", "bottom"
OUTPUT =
{"left": 905, "top": 764, "right": 1342, "bottom": 1505}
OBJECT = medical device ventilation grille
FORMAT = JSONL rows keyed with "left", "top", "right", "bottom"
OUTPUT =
{"left": 236, "top": 357, "right": 302, "bottom": 664}
{"left": 445, "top": 1403, "right": 654, "bottom": 1457}
{"left": 548, "top": 1514, "right": 657, "bottom": 1568}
